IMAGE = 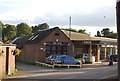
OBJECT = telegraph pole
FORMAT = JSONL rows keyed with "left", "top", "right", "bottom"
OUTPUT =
{"left": 116, "top": 0, "right": 120, "bottom": 80}
{"left": 69, "top": 17, "right": 71, "bottom": 39}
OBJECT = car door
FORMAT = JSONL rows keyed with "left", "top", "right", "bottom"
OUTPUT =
{"left": 65, "top": 56, "right": 76, "bottom": 64}
{"left": 59, "top": 56, "right": 67, "bottom": 64}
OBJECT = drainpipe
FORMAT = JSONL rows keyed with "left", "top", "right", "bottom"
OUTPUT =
{"left": 116, "top": 0, "right": 120, "bottom": 80}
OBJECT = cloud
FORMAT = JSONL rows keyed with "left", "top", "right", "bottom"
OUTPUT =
{"left": 30, "top": 6, "right": 115, "bottom": 27}
{"left": 0, "top": 0, "right": 116, "bottom": 27}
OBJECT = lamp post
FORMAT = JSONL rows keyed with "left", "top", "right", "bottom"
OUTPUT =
{"left": 116, "top": 0, "right": 120, "bottom": 80}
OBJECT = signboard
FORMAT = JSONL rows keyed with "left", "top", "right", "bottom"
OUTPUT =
{"left": 84, "top": 41, "right": 92, "bottom": 44}
{"left": 46, "top": 42, "right": 68, "bottom": 45}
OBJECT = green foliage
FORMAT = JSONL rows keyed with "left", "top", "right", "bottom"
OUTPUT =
{"left": 107, "top": 32, "right": 117, "bottom": 38}
{"left": 101, "top": 28, "right": 110, "bottom": 37}
{"left": 32, "top": 23, "right": 49, "bottom": 33}
{"left": 95, "top": 28, "right": 117, "bottom": 39}
{"left": 0, "top": 21, "right": 4, "bottom": 41}
{"left": 16, "top": 23, "right": 32, "bottom": 37}
{"left": 61, "top": 28, "right": 77, "bottom": 32}
{"left": 12, "top": 69, "right": 19, "bottom": 75}
{"left": 0, "top": 21, "right": 4, "bottom": 27}
{"left": 78, "top": 29, "right": 87, "bottom": 34}
{"left": 61, "top": 28, "right": 88, "bottom": 34}
{"left": 96, "top": 31, "right": 101, "bottom": 37}
{"left": 13, "top": 49, "right": 21, "bottom": 56}
{"left": 2, "top": 24, "right": 16, "bottom": 41}
{"left": 0, "top": 22, "right": 50, "bottom": 42}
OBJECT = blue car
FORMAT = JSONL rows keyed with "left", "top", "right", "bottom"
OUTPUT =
{"left": 51, "top": 55, "right": 82, "bottom": 65}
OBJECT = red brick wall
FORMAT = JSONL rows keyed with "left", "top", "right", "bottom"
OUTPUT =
{"left": 20, "top": 28, "right": 74, "bottom": 62}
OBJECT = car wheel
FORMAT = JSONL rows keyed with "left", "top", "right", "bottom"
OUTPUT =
{"left": 50, "top": 62, "right": 54, "bottom": 65}
{"left": 76, "top": 62, "right": 80, "bottom": 65}
{"left": 76, "top": 63, "right": 82, "bottom": 68}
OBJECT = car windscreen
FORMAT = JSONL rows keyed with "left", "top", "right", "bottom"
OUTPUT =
{"left": 66, "top": 56, "right": 75, "bottom": 60}
{"left": 75, "top": 55, "right": 83, "bottom": 58}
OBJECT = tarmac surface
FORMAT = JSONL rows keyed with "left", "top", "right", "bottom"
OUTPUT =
{"left": 0, "top": 61, "right": 118, "bottom": 80}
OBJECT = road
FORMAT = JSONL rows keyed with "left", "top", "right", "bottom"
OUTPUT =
{"left": 2, "top": 62, "right": 118, "bottom": 80}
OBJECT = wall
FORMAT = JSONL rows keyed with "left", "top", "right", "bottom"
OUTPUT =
{"left": 0, "top": 44, "right": 16, "bottom": 76}
{"left": 19, "top": 28, "right": 74, "bottom": 62}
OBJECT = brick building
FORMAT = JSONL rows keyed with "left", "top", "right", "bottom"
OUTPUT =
{"left": 13, "top": 27, "right": 117, "bottom": 63}
{"left": 13, "top": 27, "right": 74, "bottom": 62}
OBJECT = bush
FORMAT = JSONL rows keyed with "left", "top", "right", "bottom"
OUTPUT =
{"left": 13, "top": 49, "right": 21, "bottom": 56}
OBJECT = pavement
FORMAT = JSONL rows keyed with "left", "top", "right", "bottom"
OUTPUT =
{"left": 1, "top": 61, "right": 118, "bottom": 80}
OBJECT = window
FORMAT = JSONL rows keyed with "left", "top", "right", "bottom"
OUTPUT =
{"left": 63, "top": 46, "right": 67, "bottom": 50}
{"left": 67, "top": 56, "right": 74, "bottom": 60}
{"left": 55, "top": 33, "right": 60, "bottom": 36}
{"left": 46, "top": 46, "right": 51, "bottom": 50}
{"left": 46, "top": 45, "right": 67, "bottom": 56}
{"left": 58, "top": 46, "right": 62, "bottom": 50}
{"left": 52, "top": 46, "right": 56, "bottom": 50}
{"left": 60, "top": 56, "right": 67, "bottom": 60}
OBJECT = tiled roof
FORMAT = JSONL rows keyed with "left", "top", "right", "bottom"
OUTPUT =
{"left": 62, "top": 30, "right": 117, "bottom": 42}
{"left": 27, "top": 27, "right": 56, "bottom": 44}
{"left": 91, "top": 37, "right": 117, "bottom": 42}
{"left": 13, "top": 27, "right": 59, "bottom": 48}
{"left": 13, "top": 27, "right": 117, "bottom": 49}
{"left": 62, "top": 30, "right": 91, "bottom": 40}
{"left": 13, "top": 36, "right": 30, "bottom": 48}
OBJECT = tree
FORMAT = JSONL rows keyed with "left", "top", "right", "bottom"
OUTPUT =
{"left": 32, "top": 23, "right": 49, "bottom": 33}
{"left": 16, "top": 23, "right": 32, "bottom": 37}
{"left": 0, "top": 21, "right": 4, "bottom": 27}
{"left": 96, "top": 31, "right": 101, "bottom": 37}
{"left": 32, "top": 25, "right": 38, "bottom": 33}
{"left": 101, "top": 28, "right": 110, "bottom": 37}
{"left": 95, "top": 28, "right": 117, "bottom": 39}
{"left": 0, "top": 21, "right": 4, "bottom": 41}
{"left": 78, "top": 29, "right": 87, "bottom": 34}
{"left": 38, "top": 23, "right": 49, "bottom": 30}
{"left": 2, "top": 24, "right": 17, "bottom": 41}
{"left": 61, "top": 28, "right": 77, "bottom": 32}
{"left": 107, "top": 33, "right": 117, "bottom": 39}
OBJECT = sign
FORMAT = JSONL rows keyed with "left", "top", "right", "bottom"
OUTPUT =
{"left": 46, "top": 42, "right": 68, "bottom": 45}
{"left": 84, "top": 41, "right": 92, "bottom": 44}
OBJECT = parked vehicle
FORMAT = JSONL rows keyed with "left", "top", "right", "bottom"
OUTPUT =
{"left": 48, "top": 55, "right": 82, "bottom": 66}
{"left": 74, "top": 54, "right": 90, "bottom": 63}
{"left": 45, "top": 54, "right": 60, "bottom": 64}
{"left": 109, "top": 55, "right": 118, "bottom": 62}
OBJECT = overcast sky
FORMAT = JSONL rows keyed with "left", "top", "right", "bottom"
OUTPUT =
{"left": 0, "top": 0, "right": 117, "bottom": 36}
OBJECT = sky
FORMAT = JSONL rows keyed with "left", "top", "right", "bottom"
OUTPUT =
{"left": 0, "top": 0, "right": 117, "bottom": 36}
